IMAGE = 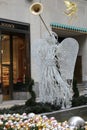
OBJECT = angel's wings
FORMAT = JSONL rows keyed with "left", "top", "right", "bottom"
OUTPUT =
{"left": 56, "top": 37, "right": 79, "bottom": 85}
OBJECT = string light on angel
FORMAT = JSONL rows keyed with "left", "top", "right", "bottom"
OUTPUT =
{"left": 33, "top": 32, "right": 79, "bottom": 109}
{"left": 64, "top": 0, "right": 78, "bottom": 23}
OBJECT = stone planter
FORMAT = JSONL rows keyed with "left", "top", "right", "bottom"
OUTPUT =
{"left": 45, "top": 105, "right": 87, "bottom": 122}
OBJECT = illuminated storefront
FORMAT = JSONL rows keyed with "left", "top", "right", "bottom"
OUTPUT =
{"left": 0, "top": 18, "right": 31, "bottom": 100}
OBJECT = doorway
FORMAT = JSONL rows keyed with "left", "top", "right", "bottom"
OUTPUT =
{"left": 74, "top": 56, "right": 82, "bottom": 84}
{"left": 0, "top": 34, "right": 30, "bottom": 100}
{"left": 2, "top": 65, "right": 10, "bottom": 100}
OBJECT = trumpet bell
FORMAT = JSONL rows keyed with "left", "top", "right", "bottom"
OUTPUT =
{"left": 29, "top": 2, "right": 43, "bottom": 15}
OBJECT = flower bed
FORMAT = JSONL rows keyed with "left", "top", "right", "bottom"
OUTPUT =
{"left": 0, "top": 113, "right": 87, "bottom": 130}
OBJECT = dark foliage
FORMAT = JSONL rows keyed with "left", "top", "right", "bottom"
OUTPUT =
{"left": 0, "top": 96, "right": 87, "bottom": 115}
{"left": 77, "top": 128, "right": 85, "bottom": 130}
{"left": 25, "top": 78, "right": 36, "bottom": 106}
{"left": 0, "top": 102, "right": 61, "bottom": 115}
{"left": 72, "top": 95, "right": 87, "bottom": 107}
{"left": 13, "top": 82, "right": 26, "bottom": 92}
{"left": 72, "top": 78, "right": 79, "bottom": 98}
{"left": 72, "top": 78, "right": 87, "bottom": 107}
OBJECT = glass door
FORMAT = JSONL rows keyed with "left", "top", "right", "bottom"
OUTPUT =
{"left": 0, "top": 33, "right": 30, "bottom": 100}
{"left": 0, "top": 35, "right": 11, "bottom": 100}
{"left": 2, "top": 65, "right": 10, "bottom": 100}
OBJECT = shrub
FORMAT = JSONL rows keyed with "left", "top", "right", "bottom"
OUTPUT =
{"left": 25, "top": 78, "right": 36, "bottom": 106}
{"left": 72, "top": 78, "right": 79, "bottom": 98}
{"left": 72, "top": 95, "right": 87, "bottom": 107}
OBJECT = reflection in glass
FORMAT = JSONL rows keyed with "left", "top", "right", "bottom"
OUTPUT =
{"left": 0, "top": 34, "right": 28, "bottom": 100}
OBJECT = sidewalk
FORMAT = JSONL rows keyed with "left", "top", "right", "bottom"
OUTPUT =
{"left": 0, "top": 97, "right": 41, "bottom": 109}
{"left": 0, "top": 100, "right": 26, "bottom": 109}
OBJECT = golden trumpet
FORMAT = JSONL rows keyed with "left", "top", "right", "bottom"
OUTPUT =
{"left": 29, "top": 2, "right": 52, "bottom": 36}
{"left": 29, "top": 2, "right": 43, "bottom": 15}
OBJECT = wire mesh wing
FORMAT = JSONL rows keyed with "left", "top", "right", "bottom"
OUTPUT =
{"left": 56, "top": 37, "right": 79, "bottom": 85}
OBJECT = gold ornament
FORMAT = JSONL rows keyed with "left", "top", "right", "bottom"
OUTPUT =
{"left": 64, "top": 0, "right": 78, "bottom": 24}
{"left": 64, "top": 0, "right": 77, "bottom": 16}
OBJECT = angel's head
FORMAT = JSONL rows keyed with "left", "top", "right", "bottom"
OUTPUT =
{"left": 44, "top": 31, "right": 58, "bottom": 45}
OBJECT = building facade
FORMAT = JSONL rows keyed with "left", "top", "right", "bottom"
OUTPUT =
{"left": 0, "top": 0, "right": 87, "bottom": 101}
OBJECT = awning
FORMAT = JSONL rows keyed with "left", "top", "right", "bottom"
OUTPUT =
{"left": 50, "top": 22, "right": 87, "bottom": 37}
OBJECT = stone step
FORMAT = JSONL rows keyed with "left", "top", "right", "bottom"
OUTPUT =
{"left": 77, "top": 84, "right": 85, "bottom": 95}
{"left": 77, "top": 84, "right": 85, "bottom": 90}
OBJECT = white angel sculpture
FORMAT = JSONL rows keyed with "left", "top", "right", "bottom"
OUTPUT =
{"left": 35, "top": 32, "right": 79, "bottom": 109}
